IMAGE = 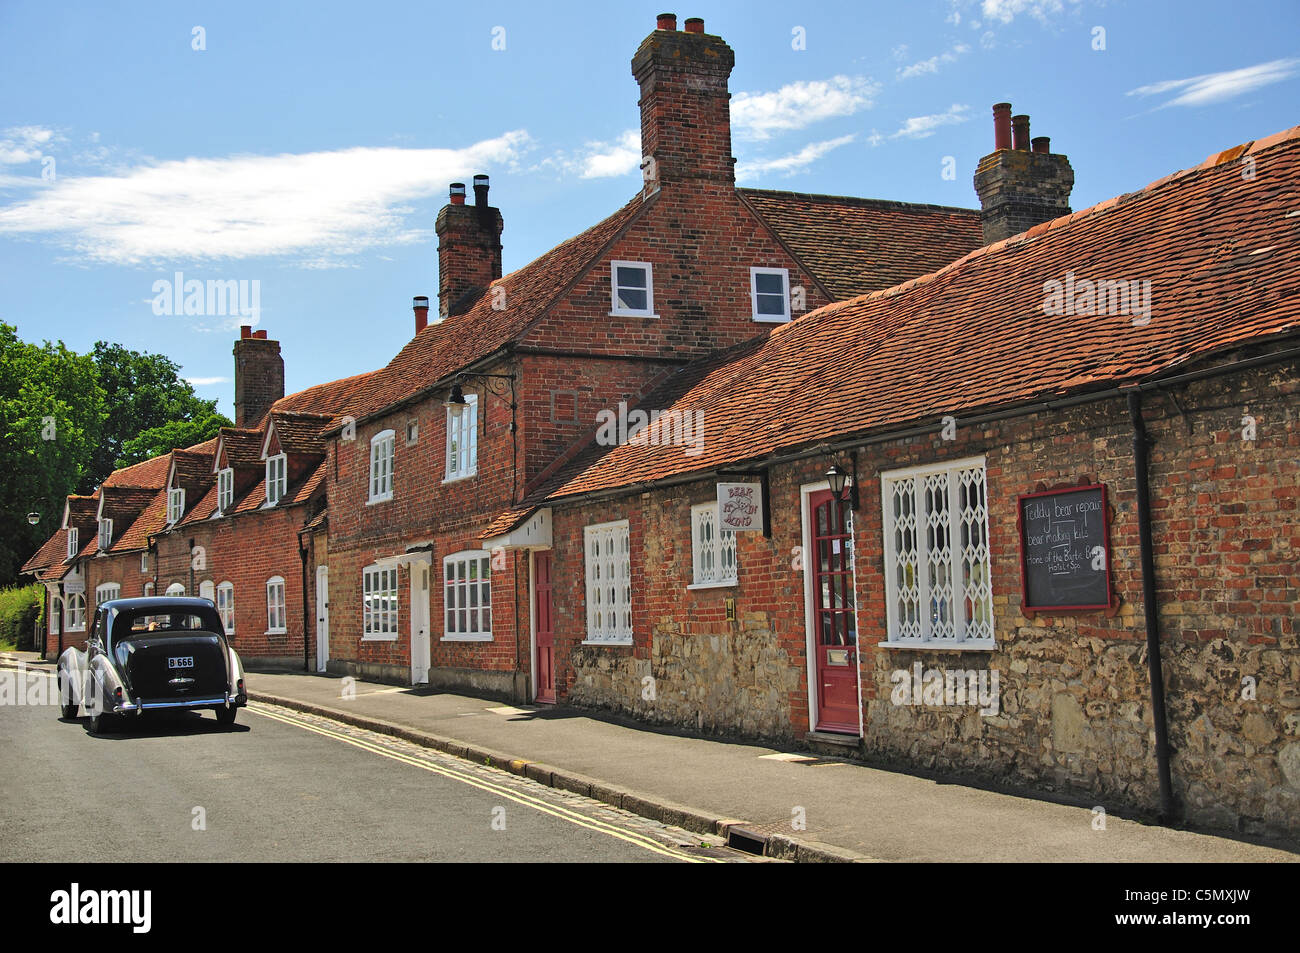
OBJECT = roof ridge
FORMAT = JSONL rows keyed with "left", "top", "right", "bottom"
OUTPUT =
{"left": 740, "top": 186, "right": 979, "bottom": 216}
{"left": 766, "top": 123, "right": 1300, "bottom": 339}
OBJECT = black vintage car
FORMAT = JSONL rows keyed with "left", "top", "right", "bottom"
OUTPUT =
{"left": 57, "top": 597, "right": 247, "bottom": 733}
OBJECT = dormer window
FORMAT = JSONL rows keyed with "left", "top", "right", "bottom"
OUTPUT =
{"left": 369, "top": 430, "right": 395, "bottom": 503}
{"left": 265, "top": 454, "right": 287, "bottom": 506}
{"left": 66, "top": 527, "right": 79, "bottom": 560}
{"left": 217, "top": 467, "right": 234, "bottom": 514}
{"left": 98, "top": 519, "right": 113, "bottom": 551}
{"left": 750, "top": 267, "right": 791, "bottom": 322}
{"left": 167, "top": 487, "right": 185, "bottom": 525}
{"left": 610, "top": 261, "right": 655, "bottom": 318}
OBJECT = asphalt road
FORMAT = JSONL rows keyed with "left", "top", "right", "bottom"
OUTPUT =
{"left": 0, "top": 675, "right": 746, "bottom": 863}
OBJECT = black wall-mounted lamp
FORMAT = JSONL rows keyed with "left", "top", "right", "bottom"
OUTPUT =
{"left": 825, "top": 452, "right": 860, "bottom": 512}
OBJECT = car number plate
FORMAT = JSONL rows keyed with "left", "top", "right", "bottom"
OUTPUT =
{"left": 168, "top": 656, "right": 195, "bottom": 669}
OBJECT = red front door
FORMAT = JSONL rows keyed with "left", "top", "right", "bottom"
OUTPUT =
{"left": 534, "top": 552, "right": 556, "bottom": 704}
{"left": 810, "top": 490, "right": 860, "bottom": 733}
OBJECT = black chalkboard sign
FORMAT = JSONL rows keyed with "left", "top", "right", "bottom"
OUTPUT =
{"left": 1016, "top": 483, "right": 1112, "bottom": 611}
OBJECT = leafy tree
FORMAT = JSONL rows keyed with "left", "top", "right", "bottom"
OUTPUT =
{"left": 0, "top": 322, "right": 105, "bottom": 584}
{"left": 81, "top": 342, "right": 224, "bottom": 492}
{"left": 118, "top": 411, "right": 230, "bottom": 467}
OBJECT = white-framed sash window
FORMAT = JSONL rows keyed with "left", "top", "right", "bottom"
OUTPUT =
{"left": 362, "top": 564, "right": 399, "bottom": 639}
{"left": 265, "top": 454, "right": 287, "bottom": 506}
{"left": 266, "top": 576, "right": 287, "bottom": 634}
{"left": 445, "top": 395, "right": 478, "bottom": 481}
{"left": 442, "top": 550, "right": 491, "bottom": 641}
{"left": 369, "top": 430, "right": 395, "bottom": 502}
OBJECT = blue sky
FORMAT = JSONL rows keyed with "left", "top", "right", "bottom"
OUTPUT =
{"left": 1, "top": 0, "right": 1297, "bottom": 418}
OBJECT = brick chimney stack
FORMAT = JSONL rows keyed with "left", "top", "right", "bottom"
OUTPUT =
{"left": 631, "top": 14, "right": 736, "bottom": 190}
{"left": 233, "top": 325, "right": 285, "bottom": 428}
{"left": 973, "top": 103, "right": 1075, "bottom": 244}
{"left": 436, "top": 175, "right": 503, "bottom": 318}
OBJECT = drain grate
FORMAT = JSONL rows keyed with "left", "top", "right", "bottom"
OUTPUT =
{"left": 725, "top": 827, "right": 768, "bottom": 856}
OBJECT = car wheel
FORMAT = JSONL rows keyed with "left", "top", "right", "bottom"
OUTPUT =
{"left": 215, "top": 706, "right": 237, "bottom": 726}
{"left": 88, "top": 708, "right": 115, "bottom": 735}
{"left": 58, "top": 677, "right": 77, "bottom": 720}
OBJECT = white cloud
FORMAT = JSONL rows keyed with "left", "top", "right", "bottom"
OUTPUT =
{"left": 979, "top": 0, "right": 1075, "bottom": 24}
{"left": 731, "top": 76, "right": 879, "bottom": 140}
{"left": 1127, "top": 58, "right": 1300, "bottom": 108}
{"left": 0, "top": 131, "right": 531, "bottom": 265}
{"left": 889, "top": 104, "right": 972, "bottom": 140}
{"left": 898, "top": 44, "right": 970, "bottom": 80}
{"left": 185, "top": 376, "right": 229, "bottom": 387}
{"left": 579, "top": 130, "right": 642, "bottom": 179}
{"left": 0, "top": 126, "right": 57, "bottom": 165}
{"left": 735, "top": 135, "right": 856, "bottom": 181}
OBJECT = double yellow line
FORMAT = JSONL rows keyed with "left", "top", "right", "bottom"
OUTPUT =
{"left": 248, "top": 703, "right": 720, "bottom": 863}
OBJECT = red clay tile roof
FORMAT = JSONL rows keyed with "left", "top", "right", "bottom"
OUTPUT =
{"left": 113, "top": 487, "right": 168, "bottom": 553}
{"left": 63, "top": 496, "right": 98, "bottom": 529}
{"left": 21, "top": 529, "right": 69, "bottom": 575}
{"left": 478, "top": 506, "right": 537, "bottom": 541}
{"left": 332, "top": 195, "right": 649, "bottom": 429}
{"left": 170, "top": 442, "right": 216, "bottom": 491}
{"left": 739, "top": 189, "right": 984, "bottom": 299}
{"left": 538, "top": 126, "right": 1300, "bottom": 503}
{"left": 267, "top": 411, "right": 333, "bottom": 456}
{"left": 260, "top": 370, "right": 379, "bottom": 427}
{"left": 101, "top": 452, "right": 171, "bottom": 490}
{"left": 215, "top": 427, "right": 264, "bottom": 469}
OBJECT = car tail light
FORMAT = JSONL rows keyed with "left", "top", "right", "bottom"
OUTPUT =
{"left": 237, "top": 678, "right": 244, "bottom": 694}
{"left": 113, "top": 687, "right": 123, "bottom": 702}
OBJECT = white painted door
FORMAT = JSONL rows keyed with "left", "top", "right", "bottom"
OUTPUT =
{"left": 410, "top": 563, "right": 430, "bottom": 685}
{"left": 315, "top": 566, "right": 329, "bottom": 673}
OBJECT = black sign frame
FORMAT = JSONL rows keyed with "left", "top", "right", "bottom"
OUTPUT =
{"left": 1016, "top": 481, "right": 1114, "bottom": 613}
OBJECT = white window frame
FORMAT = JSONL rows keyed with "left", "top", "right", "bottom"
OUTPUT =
{"left": 444, "top": 394, "right": 478, "bottom": 482}
{"left": 66, "top": 527, "right": 79, "bottom": 560}
{"left": 199, "top": 579, "right": 215, "bottom": 604}
{"left": 167, "top": 487, "right": 185, "bottom": 525}
{"left": 583, "top": 519, "right": 632, "bottom": 645}
{"left": 216, "top": 467, "right": 234, "bottom": 515}
{"left": 49, "top": 596, "right": 62, "bottom": 633}
{"left": 65, "top": 592, "right": 85, "bottom": 632}
{"left": 405, "top": 419, "right": 419, "bottom": 446}
{"left": 98, "top": 519, "right": 113, "bottom": 551}
{"left": 442, "top": 550, "right": 492, "bottom": 642}
{"left": 266, "top": 576, "right": 287, "bottom": 634}
{"left": 166, "top": 582, "right": 185, "bottom": 597}
{"left": 141, "top": 552, "right": 149, "bottom": 573}
{"left": 368, "top": 429, "right": 395, "bottom": 503}
{"left": 95, "top": 583, "right": 120, "bottom": 606}
{"left": 217, "top": 581, "right": 235, "bottom": 634}
{"left": 609, "top": 260, "right": 656, "bottom": 318}
{"left": 750, "top": 266, "right": 791, "bottom": 323}
{"left": 689, "top": 503, "right": 738, "bottom": 588}
{"left": 362, "top": 564, "right": 399, "bottom": 640}
{"left": 143, "top": 582, "right": 154, "bottom": 597}
{"left": 880, "top": 456, "right": 995, "bottom": 649}
{"left": 265, "top": 454, "right": 287, "bottom": 507}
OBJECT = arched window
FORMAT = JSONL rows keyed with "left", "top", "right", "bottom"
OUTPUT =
{"left": 199, "top": 580, "right": 215, "bottom": 603}
{"left": 143, "top": 582, "right": 154, "bottom": 597}
{"left": 266, "top": 576, "right": 286, "bottom": 634}
{"left": 95, "top": 583, "right": 121, "bottom": 608}
{"left": 65, "top": 593, "right": 86, "bottom": 632}
{"left": 217, "top": 582, "right": 235, "bottom": 634}
{"left": 165, "top": 582, "right": 185, "bottom": 597}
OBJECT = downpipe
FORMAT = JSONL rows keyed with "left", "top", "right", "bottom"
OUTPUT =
{"left": 1127, "top": 390, "right": 1176, "bottom": 823}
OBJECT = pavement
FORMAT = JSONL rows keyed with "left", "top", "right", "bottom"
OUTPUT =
{"left": 6, "top": 650, "right": 1297, "bottom": 862}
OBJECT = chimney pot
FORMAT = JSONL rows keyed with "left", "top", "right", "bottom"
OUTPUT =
{"left": 240, "top": 325, "right": 252, "bottom": 339}
{"left": 684, "top": 16, "right": 704, "bottom": 33}
{"left": 473, "top": 174, "right": 489, "bottom": 206}
{"left": 992, "top": 103, "right": 1012, "bottom": 151}
{"left": 449, "top": 182, "right": 466, "bottom": 206}
{"left": 656, "top": 12, "right": 676, "bottom": 30}
{"left": 252, "top": 329, "right": 267, "bottom": 339}
{"left": 1012, "top": 114, "right": 1031, "bottom": 151}
{"left": 1031, "top": 136, "right": 1051, "bottom": 154}
{"left": 413, "top": 295, "right": 430, "bottom": 334}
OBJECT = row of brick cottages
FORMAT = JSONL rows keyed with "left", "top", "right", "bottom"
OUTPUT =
{"left": 25, "top": 22, "right": 1298, "bottom": 836}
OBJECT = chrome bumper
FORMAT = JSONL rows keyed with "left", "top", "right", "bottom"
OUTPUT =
{"left": 115, "top": 691, "right": 247, "bottom": 714}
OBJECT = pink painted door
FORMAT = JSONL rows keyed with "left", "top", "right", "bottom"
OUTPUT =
{"left": 534, "top": 552, "right": 556, "bottom": 703}
{"left": 810, "top": 489, "right": 860, "bottom": 733}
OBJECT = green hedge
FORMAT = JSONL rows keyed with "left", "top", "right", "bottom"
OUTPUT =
{"left": 0, "top": 584, "right": 44, "bottom": 651}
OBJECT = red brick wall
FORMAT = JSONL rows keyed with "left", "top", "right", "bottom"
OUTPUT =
{"left": 544, "top": 351, "right": 1300, "bottom": 838}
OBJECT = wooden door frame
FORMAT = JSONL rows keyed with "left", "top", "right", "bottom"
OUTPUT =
{"left": 799, "top": 479, "right": 864, "bottom": 736}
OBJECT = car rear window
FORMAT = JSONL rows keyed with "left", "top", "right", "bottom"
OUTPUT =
{"left": 119, "top": 611, "right": 216, "bottom": 636}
